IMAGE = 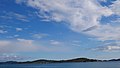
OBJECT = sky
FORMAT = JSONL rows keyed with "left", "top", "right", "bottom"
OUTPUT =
{"left": 0, "top": 0, "right": 120, "bottom": 61}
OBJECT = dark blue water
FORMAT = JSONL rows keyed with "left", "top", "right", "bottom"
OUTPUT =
{"left": 0, "top": 62, "right": 120, "bottom": 68}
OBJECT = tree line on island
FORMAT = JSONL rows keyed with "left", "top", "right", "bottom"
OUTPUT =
{"left": 0, "top": 58, "right": 120, "bottom": 64}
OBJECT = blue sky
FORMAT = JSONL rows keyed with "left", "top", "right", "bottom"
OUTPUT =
{"left": 0, "top": 0, "right": 120, "bottom": 61}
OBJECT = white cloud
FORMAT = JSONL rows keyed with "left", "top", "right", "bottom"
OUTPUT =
{"left": 16, "top": 0, "right": 21, "bottom": 4}
{"left": 14, "top": 35, "right": 19, "bottom": 37}
{"left": 71, "top": 40, "right": 81, "bottom": 46}
{"left": 0, "top": 30, "right": 7, "bottom": 34}
{"left": 17, "top": 38, "right": 33, "bottom": 45}
{"left": 6, "top": 35, "right": 19, "bottom": 39}
{"left": 50, "top": 40, "right": 61, "bottom": 45}
{"left": 94, "top": 45, "right": 120, "bottom": 52}
{"left": 85, "top": 24, "right": 120, "bottom": 41}
{"left": 93, "top": 42, "right": 120, "bottom": 52}
{"left": 100, "top": 0, "right": 107, "bottom": 2}
{"left": 13, "top": 13, "right": 27, "bottom": 19}
{"left": 16, "top": 28, "right": 23, "bottom": 31}
{"left": 16, "top": 0, "right": 120, "bottom": 42}
{"left": 72, "top": 43, "right": 81, "bottom": 47}
{"left": 0, "top": 16, "right": 12, "bottom": 19}
{"left": 111, "top": 18, "right": 120, "bottom": 23}
{"left": 1, "top": 11, "right": 29, "bottom": 22}
{"left": 110, "top": 0, "right": 120, "bottom": 15}
{"left": 33, "top": 33, "right": 48, "bottom": 39}
{"left": 72, "top": 40, "right": 81, "bottom": 43}
{"left": 14, "top": 13, "right": 29, "bottom": 22}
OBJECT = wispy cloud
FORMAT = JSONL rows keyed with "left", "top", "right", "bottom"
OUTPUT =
{"left": 50, "top": 40, "right": 62, "bottom": 45}
{"left": 71, "top": 43, "right": 81, "bottom": 47}
{"left": 0, "top": 30, "right": 7, "bottom": 34}
{"left": 93, "top": 45, "right": 120, "bottom": 52}
{"left": 32, "top": 33, "right": 48, "bottom": 39}
{"left": 100, "top": 0, "right": 107, "bottom": 2}
{"left": 85, "top": 24, "right": 120, "bottom": 41}
{"left": 72, "top": 40, "right": 81, "bottom": 43}
{"left": 0, "top": 11, "right": 29, "bottom": 22}
{"left": 71, "top": 40, "right": 81, "bottom": 47}
{"left": 16, "top": 28, "right": 23, "bottom": 31}
{"left": 92, "top": 42, "right": 120, "bottom": 52}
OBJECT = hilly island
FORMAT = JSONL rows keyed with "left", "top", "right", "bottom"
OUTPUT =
{"left": 0, "top": 58, "right": 120, "bottom": 64}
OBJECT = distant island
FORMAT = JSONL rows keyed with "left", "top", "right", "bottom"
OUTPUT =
{"left": 0, "top": 58, "right": 120, "bottom": 64}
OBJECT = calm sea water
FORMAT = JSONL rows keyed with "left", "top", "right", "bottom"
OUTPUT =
{"left": 0, "top": 62, "right": 120, "bottom": 68}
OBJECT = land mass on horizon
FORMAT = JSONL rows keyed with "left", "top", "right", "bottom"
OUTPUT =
{"left": 1, "top": 58, "right": 120, "bottom": 64}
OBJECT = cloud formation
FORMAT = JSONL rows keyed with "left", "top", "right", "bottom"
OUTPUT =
{"left": 0, "top": 11, "right": 29, "bottom": 22}
{"left": 16, "top": 0, "right": 120, "bottom": 42}
{"left": 110, "top": 0, "right": 120, "bottom": 15}
{"left": 93, "top": 42, "right": 120, "bottom": 52}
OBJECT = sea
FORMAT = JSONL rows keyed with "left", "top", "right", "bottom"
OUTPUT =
{"left": 0, "top": 61, "right": 120, "bottom": 68}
